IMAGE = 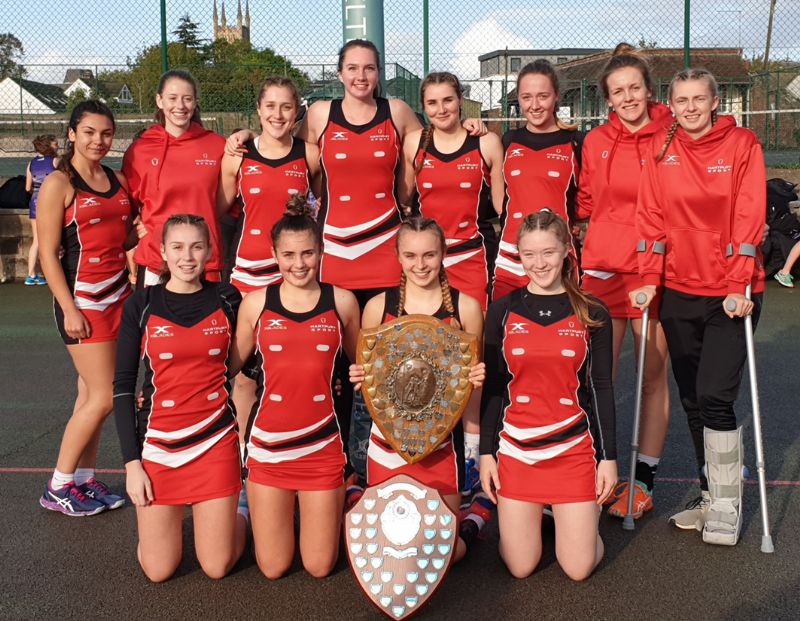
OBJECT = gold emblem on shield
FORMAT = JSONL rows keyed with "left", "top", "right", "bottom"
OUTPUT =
{"left": 357, "top": 315, "right": 479, "bottom": 464}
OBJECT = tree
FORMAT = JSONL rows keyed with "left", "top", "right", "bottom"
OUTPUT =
{"left": 172, "top": 15, "right": 205, "bottom": 49}
{"left": 636, "top": 36, "right": 658, "bottom": 49}
{"left": 0, "top": 33, "right": 25, "bottom": 79}
{"left": 65, "top": 88, "right": 88, "bottom": 112}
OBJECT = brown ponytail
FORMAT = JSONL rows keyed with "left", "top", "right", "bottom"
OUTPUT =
{"left": 414, "top": 125, "right": 435, "bottom": 174}
{"left": 517, "top": 210, "right": 602, "bottom": 329}
{"left": 438, "top": 269, "right": 461, "bottom": 330}
{"left": 599, "top": 42, "right": 654, "bottom": 101}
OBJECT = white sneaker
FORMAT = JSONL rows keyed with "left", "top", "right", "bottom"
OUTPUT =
{"left": 668, "top": 492, "right": 711, "bottom": 531}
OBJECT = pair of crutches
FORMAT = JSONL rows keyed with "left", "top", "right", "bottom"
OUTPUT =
{"left": 623, "top": 288, "right": 774, "bottom": 553}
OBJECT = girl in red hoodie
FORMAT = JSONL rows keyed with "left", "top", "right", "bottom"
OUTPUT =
{"left": 123, "top": 70, "right": 226, "bottom": 287}
{"left": 577, "top": 45, "right": 672, "bottom": 520}
{"left": 631, "top": 68, "right": 765, "bottom": 545}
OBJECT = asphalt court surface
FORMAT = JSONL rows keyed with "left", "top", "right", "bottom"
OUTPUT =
{"left": 1, "top": 283, "right": 798, "bottom": 620}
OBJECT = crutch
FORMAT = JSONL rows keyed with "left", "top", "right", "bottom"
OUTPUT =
{"left": 622, "top": 292, "right": 649, "bottom": 531}
{"left": 725, "top": 285, "right": 774, "bottom": 553}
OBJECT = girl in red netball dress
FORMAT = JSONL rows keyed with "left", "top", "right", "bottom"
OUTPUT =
{"left": 577, "top": 44, "right": 672, "bottom": 519}
{"left": 232, "top": 195, "right": 360, "bottom": 579}
{"left": 37, "top": 101, "right": 133, "bottom": 516}
{"left": 349, "top": 217, "right": 486, "bottom": 562}
{"left": 399, "top": 72, "right": 505, "bottom": 310}
{"left": 493, "top": 60, "right": 583, "bottom": 301}
{"left": 219, "top": 76, "right": 322, "bottom": 445}
{"left": 481, "top": 210, "right": 617, "bottom": 581}
{"left": 123, "top": 70, "right": 226, "bottom": 286}
{"left": 114, "top": 215, "right": 246, "bottom": 582}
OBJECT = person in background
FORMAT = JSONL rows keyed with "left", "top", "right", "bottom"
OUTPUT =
{"left": 24, "top": 134, "right": 58, "bottom": 285}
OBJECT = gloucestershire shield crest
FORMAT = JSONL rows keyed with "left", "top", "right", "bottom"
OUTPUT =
{"left": 357, "top": 314, "right": 478, "bottom": 464}
{"left": 345, "top": 475, "right": 457, "bottom": 619}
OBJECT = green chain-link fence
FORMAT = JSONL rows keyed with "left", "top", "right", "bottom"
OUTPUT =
{"left": 1, "top": 1, "right": 799, "bottom": 165}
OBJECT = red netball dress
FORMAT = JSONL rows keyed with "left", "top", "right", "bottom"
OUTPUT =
{"left": 55, "top": 166, "right": 132, "bottom": 344}
{"left": 365, "top": 286, "right": 465, "bottom": 495}
{"left": 317, "top": 98, "right": 402, "bottom": 291}
{"left": 494, "top": 129, "right": 582, "bottom": 300}
{"left": 231, "top": 137, "right": 310, "bottom": 292}
{"left": 480, "top": 288, "right": 616, "bottom": 504}
{"left": 415, "top": 134, "right": 494, "bottom": 309}
{"left": 245, "top": 283, "right": 347, "bottom": 490}
{"left": 113, "top": 283, "right": 242, "bottom": 505}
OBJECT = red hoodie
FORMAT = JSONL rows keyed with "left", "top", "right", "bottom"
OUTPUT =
{"left": 578, "top": 102, "right": 672, "bottom": 273}
{"left": 636, "top": 115, "right": 766, "bottom": 296}
{"left": 122, "top": 123, "right": 225, "bottom": 273}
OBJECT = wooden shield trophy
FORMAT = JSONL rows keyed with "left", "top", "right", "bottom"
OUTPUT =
{"left": 356, "top": 314, "right": 479, "bottom": 464}
{"left": 345, "top": 474, "right": 457, "bottom": 619}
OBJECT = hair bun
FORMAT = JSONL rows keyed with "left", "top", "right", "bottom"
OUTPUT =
{"left": 612, "top": 42, "right": 637, "bottom": 57}
{"left": 284, "top": 193, "right": 313, "bottom": 218}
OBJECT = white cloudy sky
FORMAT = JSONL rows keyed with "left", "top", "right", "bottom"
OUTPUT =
{"left": 3, "top": 0, "right": 799, "bottom": 83}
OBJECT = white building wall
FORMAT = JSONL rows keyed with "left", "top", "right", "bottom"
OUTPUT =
{"left": 0, "top": 78, "right": 56, "bottom": 115}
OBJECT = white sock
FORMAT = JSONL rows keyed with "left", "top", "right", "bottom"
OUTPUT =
{"left": 74, "top": 468, "right": 95, "bottom": 485}
{"left": 239, "top": 443, "right": 246, "bottom": 462}
{"left": 638, "top": 454, "right": 660, "bottom": 468}
{"left": 464, "top": 433, "right": 480, "bottom": 462}
{"left": 51, "top": 469, "right": 74, "bottom": 490}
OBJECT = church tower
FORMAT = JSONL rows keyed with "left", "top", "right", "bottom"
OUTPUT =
{"left": 213, "top": 0, "right": 250, "bottom": 43}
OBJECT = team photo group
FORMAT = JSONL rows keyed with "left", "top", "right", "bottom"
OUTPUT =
{"left": 29, "top": 35, "right": 767, "bottom": 601}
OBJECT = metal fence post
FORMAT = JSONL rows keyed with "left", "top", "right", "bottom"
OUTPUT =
{"left": 684, "top": 0, "right": 690, "bottom": 69}
{"left": 423, "top": 0, "right": 429, "bottom": 76}
{"left": 160, "top": 0, "right": 169, "bottom": 72}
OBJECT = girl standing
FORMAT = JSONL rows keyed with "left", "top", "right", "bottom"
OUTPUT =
{"left": 114, "top": 214, "right": 246, "bottom": 581}
{"left": 24, "top": 134, "right": 58, "bottom": 285}
{"left": 123, "top": 70, "right": 226, "bottom": 287}
{"left": 577, "top": 44, "right": 672, "bottom": 519}
{"left": 37, "top": 101, "right": 133, "bottom": 516}
{"left": 480, "top": 210, "right": 616, "bottom": 580}
{"left": 631, "top": 68, "right": 765, "bottom": 544}
{"left": 494, "top": 60, "right": 583, "bottom": 301}
{"left": 399, "top": 71, "right": 505, "bottom": 310}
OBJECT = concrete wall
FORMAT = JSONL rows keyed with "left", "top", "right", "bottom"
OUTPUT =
{"left": 0, "top": 209, "right": 34, "bottom": 282}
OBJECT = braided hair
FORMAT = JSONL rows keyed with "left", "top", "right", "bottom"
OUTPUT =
{"left": 396, "top": 216, "right": 461, "bottom": 330}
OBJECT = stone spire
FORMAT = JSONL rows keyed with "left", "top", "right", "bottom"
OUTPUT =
{"left": 245, "top": 0, "right": 250, "bottom": 29}
{"left": 236, "top": 0, "right": 243, "bottom": 28}
{"left": 220, "top": 0, "right": 227, "bottom": 26}
{"left": 213, "top": 0, "right": 219, "bottom": 30}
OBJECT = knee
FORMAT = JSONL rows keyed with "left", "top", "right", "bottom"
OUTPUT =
{"left": 560, "top": 561, "right": 594, "bottom": 582}
{"left": 234, "top": 374, "right": 254, "bottom": 390}
{"left": 200, "top": 557, "right": 233, "bottom": 580}
{"left": 257, "top": 556, "right": 291, "bottom": 581}
{"left": 140, "top": 558, "right": 178, "bottom": 583}
{"left": 500, "top": 548, "right": 539, "bottom": 579}
{"left": 302, "top": 556, "right": 335, "bottom": 579}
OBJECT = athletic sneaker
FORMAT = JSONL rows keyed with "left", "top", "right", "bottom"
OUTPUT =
{"left": 459, "top": 492, "right": 494, "bottom": 542}
{"left": 461, "top": 457, "right": 481, "bottom": 497}
{"left": 40, "top": 482, "right": 106, "bottom": 516}
{"left": 607, "top": 481, "right": 653, "bottom": 519}
{"left": 774, "top": 271, "right": 794, "bottom": 288}
{"left": 669, "top": 491, "right": 711, "bottom": 531}
{"left": 78, "top": 478, "right": 125, "bottom": 510}
{"left": 24, "top": 275, "right": 37, "bottom": 286}
{"left": 602, "top": 481, "right": 628, "bottom": 506}
{"left": 34, "top": 275, "right": 47, "bottom": 285}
